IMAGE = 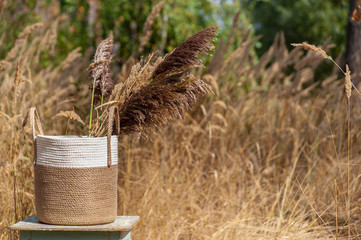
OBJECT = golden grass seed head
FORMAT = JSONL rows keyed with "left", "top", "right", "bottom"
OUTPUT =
{"left": 345, "top": 64, "right": 352, "bottom": 100}
{"left": 54, "top": 110, "right": 85, "bottom": 125}
{"left": 291, "top": 42, "right": 332, "bottom": 61}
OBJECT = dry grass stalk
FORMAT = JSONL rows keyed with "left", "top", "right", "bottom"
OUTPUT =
{"left": 12, "top": 61, "right": 22, "bottom": 112}
{"left": 0, "top": 60, "right": 9, "bottom": 70}
{"left": 137, "top": 1, "right": 165, "bottom": 54}
{"left": 345, "top": 65, "right": 352, "bottom": 100}
{"left": 88, "top": 36, "right": 114, "bottom": 98}
{"left": 0, "top": 0, "right": 6, "bottom": 16}
{"left": 59, "top": 47, "right": 82, "bottom": 71}
{"left": 6, "top": 22, "right": 44, "bottom": 61}
{"left": 34, "top": 19, "right": 59, "bottom": 61}
{"left": 291, "top": 42, "right": 332, "bottom": 61}
{"left": 291, "top": 41, "right": 361, "bottom": 98}
{"left": 352, "top": 0, "right": 361, "bottom": 23}
{"left": 18, "top": 22, "right": 45, "bottom": 40}
{"left": 54, "top": 110, "right": 85, "bottom": 125}
{"left": 207, "top": 11, "right": 241, "bottom": 75}
{"left": 48, "top": 19, "right": 58, "bottom": 51}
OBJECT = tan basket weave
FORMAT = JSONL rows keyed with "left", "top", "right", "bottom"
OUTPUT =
{"left": 28, "top": 107, "right": 119, "bottom": 225}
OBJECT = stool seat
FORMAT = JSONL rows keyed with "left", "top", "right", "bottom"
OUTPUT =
{"left": 9, "top": 215, "right": 139, "bottom": 240}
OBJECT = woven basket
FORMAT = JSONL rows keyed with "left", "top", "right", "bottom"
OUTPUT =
{"left": 27, "top": 107, "right": 119, "bottom": 225}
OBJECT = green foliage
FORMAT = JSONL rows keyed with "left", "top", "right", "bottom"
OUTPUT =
{"left": 249, "top": 0, "right": 349, "bottom": 57}
{"left": 0, "top": 0, "right": 351, "bottom": 70}
{"left": 0, "top": 0, "right": 42, "bottom": 58}
{"left": 58, "top": 0, "right": 226, "bottom": 60}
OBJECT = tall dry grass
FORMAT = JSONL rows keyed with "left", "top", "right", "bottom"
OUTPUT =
{"left": 1, "top": 6, "right": 361, "bottom": 240}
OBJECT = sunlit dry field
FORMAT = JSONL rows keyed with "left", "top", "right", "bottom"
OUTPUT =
{"left": 1, "top": 2, "right": 361, "bottom": 240}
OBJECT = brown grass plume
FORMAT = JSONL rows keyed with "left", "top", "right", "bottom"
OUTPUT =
{"left": 88, "top": 36, "right": 114, "bottom": 98}
{"left": 94, "top": 27, "right": 219, "bottom": 137}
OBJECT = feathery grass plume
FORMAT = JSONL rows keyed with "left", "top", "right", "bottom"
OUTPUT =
{"left": 120, "top": 53, "right": 161, "bottom": 101}
{"left": 291, "top": 42, "right": 332, "bottom": 61}
{"left": 137, "top": 1, "right": 165, "bottom": 55}
{"left": 88, "top": 36, "right": 114, "bottom": 135}
{"left": 93, "top": 54, "right": 161, "bottom": 136}
{"left": 107, "top": 26, "right": 219, "bottom": 136}
{"left": 345, "top": 65, "right": 352, "bottom": 100}
{"left": 88, "top": 36, "right": 114, "bottom": 98}
{"left": 152, "top": 26, "right": 220, "bottom": 81}
{"left": 353, "top": 0, "right": 361, "bottom": 23}
{"left": 55, "top": 110, "right": 85, "bottom": 125}
{"left": 116, "top": 75, "right": 211, "bottom": 136}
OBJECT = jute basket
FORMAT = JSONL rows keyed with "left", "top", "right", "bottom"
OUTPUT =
{"left": 28, "top": 107, "right": 119, "bottom": 225}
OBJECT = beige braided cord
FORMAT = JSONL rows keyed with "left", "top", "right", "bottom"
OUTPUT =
{"left": 35, "top": 164, "right": 118, "bottom": 225}
{"left": 24, "top": 107, "right": 44, "bottom": 164}
{"left": 107, "top": 106, "right": 119, "bottom": 167}
{"left": 27, "top": 107, "right": 44, "bottom": 141}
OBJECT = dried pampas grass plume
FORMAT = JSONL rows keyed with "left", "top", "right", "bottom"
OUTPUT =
{"left": 88, "top": 36, "right": 114, "bottom": 98}
{"left": 152, "top": 26, "right": 220, "bottom": 80}
{"left": 94, "top": 26, "right": 219, "bottom": 137}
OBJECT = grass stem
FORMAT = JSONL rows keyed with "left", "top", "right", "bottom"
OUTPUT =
{"left": 99, "top": 92, "right": 104, "bottom": 125}
{"left": 88, "top": 77, "right": 96, "bottom": 136}
{"left": 347, "top": 98, "right": 351, "bottom": 239}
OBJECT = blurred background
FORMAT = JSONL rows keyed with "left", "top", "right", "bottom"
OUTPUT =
{"left": 2, "top": 0, "right": 361, "bottom": 239}
{"left": 0, "top": 0, "right": 350, "bottom": 66}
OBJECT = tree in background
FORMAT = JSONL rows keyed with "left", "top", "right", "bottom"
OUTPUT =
{"left": 249, "top": 0, "right": 348, "bottom": 57}
{"left": 58, "top": 0, "right": 247, "bottom": 62}
{"left": 346, "top": 0, "right": 361, "bottom": 85}
{"left": 0, "top": 0, "right": 351, "bottom": 71}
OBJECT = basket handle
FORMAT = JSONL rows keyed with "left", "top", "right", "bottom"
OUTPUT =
{"left": 107, "top": 106, "right": 120, "bottom": 167}
{"left": 24, "top": 107, "right": 44, "bottom": 164}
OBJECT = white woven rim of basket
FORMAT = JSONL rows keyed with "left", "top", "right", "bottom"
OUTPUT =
{"left": 35, "top": 135, "right": 118, "bottom": 168}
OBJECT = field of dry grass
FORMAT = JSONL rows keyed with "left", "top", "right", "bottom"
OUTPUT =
{"left": 1, "top": 3, "right": 361, "bottom": 240}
